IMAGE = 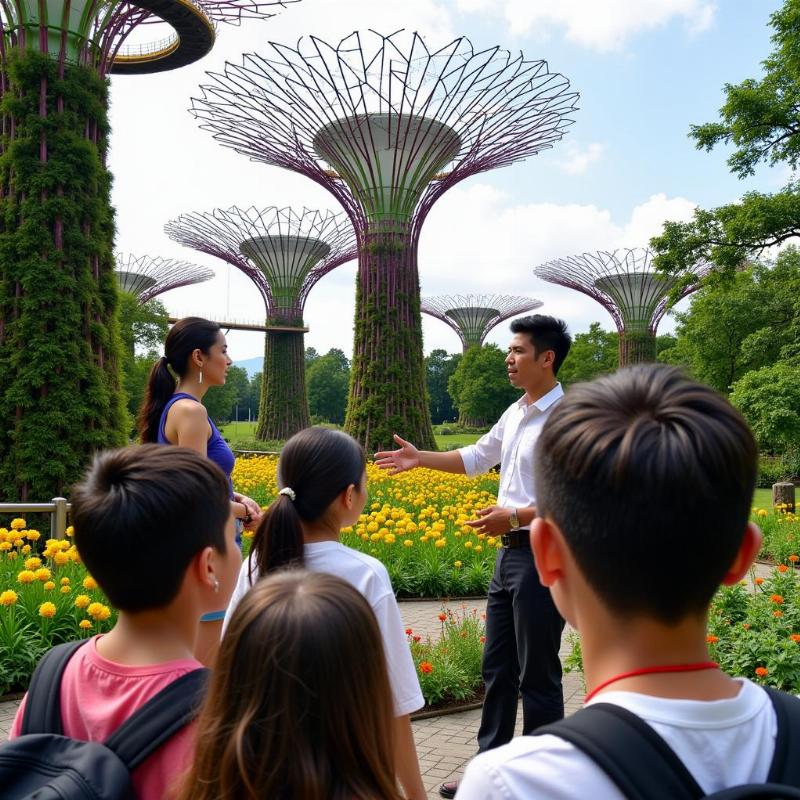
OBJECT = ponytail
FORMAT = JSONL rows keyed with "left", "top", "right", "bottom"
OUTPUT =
{"left": 251, "top": 494, "right": 305, "bottom": 576}
{"left": 138, "top": 357, "right": 176, "bottom": 443}
{"left": 251, "top": 427, "right": 366, "bottom": 578}
{"left": 137, "top": 317, "right": 221, "bottom": 444}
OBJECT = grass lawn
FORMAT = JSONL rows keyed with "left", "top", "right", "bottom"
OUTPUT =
{"left": 753, "top": 488, "right": 774, "bottom": 509}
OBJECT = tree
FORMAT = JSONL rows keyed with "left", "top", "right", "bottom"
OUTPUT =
{"left": 203, "top": 365, "right": 250, "bottom": 424}
{"left": 448, "top": 345, "right": 520, "bottom": 427}
{"left": 425, "top": 349, "right": 461, "bottom": 424}
{"left": 730, "top": 362, "right": 800, "bottom": 453}
{"left": 658, "top": 250, "right": 800, "bottom": 393}
{"left": 652, "top": 0, "right": 800, "bottom": 273}
{"left": 558, "top": 323, "right": 619, "bottom": 387}
{"left": 305, "top": 347, "right": 320, "bottom": 367}
{"left": 307, "top": 349, "right": 350, "bottom": 425}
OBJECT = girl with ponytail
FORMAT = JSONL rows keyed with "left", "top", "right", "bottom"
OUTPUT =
{"left": 139, "top": 317, "right": 262, "bottom": 666}
{"left": 224, "top": 426, "right": 426, "bottom": 800}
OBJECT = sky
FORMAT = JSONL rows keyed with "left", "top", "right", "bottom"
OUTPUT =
{"left": 108, "top": 0, "right": 786, "bottom": 362}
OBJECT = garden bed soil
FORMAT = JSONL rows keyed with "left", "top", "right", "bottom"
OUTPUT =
{"left": 411, "top": 687, "right": 485, "bottom": 720}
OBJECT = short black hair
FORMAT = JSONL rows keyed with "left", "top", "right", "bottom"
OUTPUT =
{"left": 535, "top": 365, "right": 758, "bottom": 624}
{"left": 71, "top": 445, "right": 231, "bottom": 612}
{"left": 510, "top": 315, "right": 571, "bottom": 374}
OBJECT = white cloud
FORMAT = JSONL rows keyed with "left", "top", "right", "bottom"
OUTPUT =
{"left": 556, "top": 142, "right": 604, "bottom": 175}
{"left": 456, "top": 0, "right": 716, "bottom": 51}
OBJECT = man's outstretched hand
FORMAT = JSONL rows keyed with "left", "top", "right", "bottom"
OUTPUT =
{"left": 374, "top": 434, "right": 420, "bottom": 474}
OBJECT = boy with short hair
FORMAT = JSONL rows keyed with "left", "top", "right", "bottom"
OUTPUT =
{"left": 9, "top": 445, "right": 241, "bottom": 800}
{"left": 458, "top": 364, "right": 782, "bottom": 798}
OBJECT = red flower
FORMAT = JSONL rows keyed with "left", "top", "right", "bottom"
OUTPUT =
{"left": 438, "top": 612, "right": 447, "bottom": 622}
{"left": 789, "top": 555, "right": 799, "bottom": 563}
{"left": 790, "top": 634, "right": 800, "bottom": 644}
{"left": 413, "top": 635, "right": 421, "bottom": 643}
{"left": 742, "top": 623, "right": 751, "bottom": 631}
{"left": 480, "top": 636, "right": 486, "bottom": 644}
{"left": 706, "top": 634, "right": 719, "bottom": 644}
{"left": 405, "top": 628, "right": 413, "bottom": 635}
{"left": 419, "top": 661, "right": 433, "bottom": 674}
{"left": 774, "top": 610, "right": 784, "bottom": 618}
{"left": 755, "top": 666, "right": 769, "bottom": 678}
{"left": 777, "top": 565, "right": 789, "bottom": 573}
{"left": 755, "top": 577, "right": 765, "bottom": 585}
{"left": 771, "top": 594, "right": 785, "bottom": 604}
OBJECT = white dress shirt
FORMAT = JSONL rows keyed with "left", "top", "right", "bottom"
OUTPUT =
{"left": 457, "top": 383, "right": 564, "bottom": 528}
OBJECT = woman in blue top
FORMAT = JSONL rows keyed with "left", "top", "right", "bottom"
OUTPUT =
{"left": 139, "top": 316, "right": 262, "bottom": 666}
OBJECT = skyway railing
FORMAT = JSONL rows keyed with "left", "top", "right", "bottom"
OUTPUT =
{"left": 0, "top": 498, "right": 70, "bottom": 539}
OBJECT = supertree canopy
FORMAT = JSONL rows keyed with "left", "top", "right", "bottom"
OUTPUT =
{"left": 114, "top": 253, "right": 213, "bottom": 304}
{"left": 421, "top": 294, "right": 543, "bottom": 352}
{"left": 165, "top": 205, "right": 357, "bottom": 440}
{"left": 0, "top": 1, "right": 295, "bottom": 500}
{"left": 534, "top": 248, "right": 711, "bottom": 365}
{"left": 192, "top": 30, "right": 578, "bottom": 451}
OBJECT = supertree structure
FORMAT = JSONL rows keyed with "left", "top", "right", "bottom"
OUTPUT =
{"left": 191, "top": 30, "right": 578, "bottom": 452}
{"left": 0, "top": 1, "right": 295, "bottom": 500}
{"left": 421, "top": 294, "right": 543, "bottom": 352}
{"left": 114, "top": 253, "right": 213, "bottom": 305}
{"left": 534, "top": 248, "right": 711, "bottom": 365}
{"left": 165, "top": 205, "right": 357, "bottom": 440}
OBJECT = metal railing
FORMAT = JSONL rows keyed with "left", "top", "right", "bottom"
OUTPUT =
{"left": 0, "top": 498, "right": 70, "bottom": 539}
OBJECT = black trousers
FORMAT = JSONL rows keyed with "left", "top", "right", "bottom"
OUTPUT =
{"left": 477, "top": 543, "right": 565, "bottom": 752}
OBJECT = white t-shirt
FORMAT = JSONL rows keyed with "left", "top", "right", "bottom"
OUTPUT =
{"left": 224, "top": 541, "right": 424, "bottom": 717}
{"left": 457, "top": 679, "right": 776, "bottom": 799}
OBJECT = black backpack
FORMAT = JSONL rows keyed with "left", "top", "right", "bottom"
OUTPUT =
{"left": 536, "top": 687, "right": 800, "bottom": 799}
{"left": 0, "top": 640, "right": 209, "bottom": 800}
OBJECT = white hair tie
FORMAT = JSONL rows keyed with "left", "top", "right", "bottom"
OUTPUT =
{"left": 279, "top": 487, "right": 296, "bottom": 501}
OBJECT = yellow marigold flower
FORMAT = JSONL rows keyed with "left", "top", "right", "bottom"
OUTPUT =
{"left": 60, "top": 577, "right": 70, "bottom": 585}
{"left": 17, "top": 570, "right": 35, "bottom": 584}
{"left": 464, "top": 541, "right": 473, "bottom": 549}
{"left": 53, "top": 551, "right": 69, "bottom": 566}
{"left": 74, "top": 594, "right": 91, "bottom": 609}
{"left": 35, "top": 568, "right": 52, "bottom": 582}
{"left": 384, "top": 534, "right": 396, "bottom": 544}
{"left": 0, "top": 589, "right": 18, "bottom": 605}
{"left": 65, "top": 526, "right": 74, "bottom": 537}
{"left": 24, "top": 557, "right": 42, "bottom": 570}
{"left": 435, "top": 538, "right": 446, "bottom": 549}
{"left": 21, "top": 544, "right": 31, "bottom": 554}
{"left": 454, "top": 560, "right": 463, "bottom": 568}
{"left": 10, "top": 518, "right": 26, "bottom": 530}
{"left": 13, "top": 539, "right": 23, "bottom": 547}
{"left": 26, "top": 530, "right": 40, "bottom": 541}
{"left": 60, "top": 586, "right": 71, "bottom": 594}
{"left": 39, "top": 602, "right": 57, "bottom": 618}
{"left": 757, "top": 509, "right": 768, "bottom": 518}
{"left": 6, "top": 551, "right": 18, "bottom": 560}
{"left": 43, "top": 581, "right": 55, "bottom": 591}
{"left": 404, "top": 539, "right": 414, "bottom": 547}
{"left": 0, "top": 542, "right": 11, "bottom": 552}
{"left": 83, "top": 576, "right": 98, "bottom": 590}
{"left": 79, "top": 619, "right": 92, "bottom": 630}
{"left": 87, "top": 602, "right": 111, "bottom": 621}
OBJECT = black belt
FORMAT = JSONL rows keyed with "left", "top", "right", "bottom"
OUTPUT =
{"left": 500, "top": 530, "right": 530, "bottom": 549}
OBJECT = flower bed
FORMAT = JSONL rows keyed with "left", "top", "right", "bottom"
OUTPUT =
{"left": 754, "top": 503, "right": 800, "bottom": 565}
{"left": 235, "top": 457, "right": 501, "bottom": 598}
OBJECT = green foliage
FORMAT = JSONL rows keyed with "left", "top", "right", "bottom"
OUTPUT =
{"left": 448, "top": 344, "right": 520, "bottom": 427}
{"left": 307, "top": 348, "right": 350, "bottom": 424}
{"left": 257, "top": 330, "right": 309, "bottom": 440}
{"left": 730, "top": 362, "right": 800, "bottom": 452}
{"left": 758, "top": 452, "right": 800, "bottom": 488}
{"left": 651, "top": 1, "right": 800, "bottom": 272}
{"left": 659, "top": 252, "right": 800, "bottom": 394}
{"left": 203, "top": 365, "right": 251, "bottom": 425}
{"left": 558, "top": 323, "right": 619, "bottom": 387}
{"left": 0, "top": 51, "right": 126, "bottom": 499}
{"left": 426, "top": 349, "right": 461, "bottom": 424}
{"left": 408, "top": 606, "right": 486, "bottom": 706}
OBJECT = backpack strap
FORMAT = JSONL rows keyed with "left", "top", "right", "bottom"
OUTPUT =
{"left": 764, "top": 687, "right": 800, "bottom": 786}
{"left": 20, "top": 639, "right": 87, "bottom": 736}
{"left": 104, "top": 668, "right": 209, "bottom": 771}
{"left": 536, "top": 703, "right": 704, "bottom": 800}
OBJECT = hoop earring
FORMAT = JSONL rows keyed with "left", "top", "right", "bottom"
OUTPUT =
{"left": 198, "top": 370, "right": 203, "bottom": 384}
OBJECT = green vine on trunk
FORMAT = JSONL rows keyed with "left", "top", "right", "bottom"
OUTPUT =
{"left": 257, "top": 329, "right": 310, "bottom": 440}
{"left": 0, "top": 51, "right": 127, "bottom": 500}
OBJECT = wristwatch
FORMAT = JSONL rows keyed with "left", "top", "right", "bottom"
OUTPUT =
{"left": 508, "top": 509, "right": 521, "bottom": 530}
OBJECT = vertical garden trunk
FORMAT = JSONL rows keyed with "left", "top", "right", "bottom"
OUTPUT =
{"left": 257, "top": 327, "right": 310, "bottom": 441}
{"left": 0, "top": 52, "right": 126, "bottom": 500}
{"left": 618, "top": 330, "right": 657, "bottom": 367}
{"left": 345, "top": 223, "right": 436, "bottom": 452}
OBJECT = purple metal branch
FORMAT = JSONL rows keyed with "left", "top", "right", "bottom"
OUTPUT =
{"left": 164, "top": 206, "right": 357, "bottom": 319}
{"left": 534, "top": 248, "right": 712, "bottom": 334}
{"left": 421, "top": 294, "right": 543, "bottom": 351}
{"left": 191, "top": 30, "right": 578, "bottom": 236}
{"left": 114, "top": 252, "right": 214, "bottom": 304}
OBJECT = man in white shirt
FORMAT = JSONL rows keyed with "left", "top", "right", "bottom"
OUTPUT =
{"left": 375, "top": 315, "right": 573, "bottom": 798}
{"left": 458, "top": 365, "right": 782, "bottom": 799}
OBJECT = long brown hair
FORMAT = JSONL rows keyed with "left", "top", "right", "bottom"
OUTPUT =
{"left": 138, "top": 317, "right": 221, "bottom": 443}
{"left": 250, "top": 427, "right": 366, "bottom": 577}
{"left": 177, "top": 571, "right": 401, "bottom": 800}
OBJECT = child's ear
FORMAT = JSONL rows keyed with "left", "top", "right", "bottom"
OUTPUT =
{"left": 721, "top": 522, "right": 762, "bottom": 585}
{"left": 530, "top": 516, "right": 565, "bottom": 586}
{"left": 192, "top": 546, "right": 218, "bottom": 591}
{"left": 342, "top": 483, "right": 356, "bottom": 510}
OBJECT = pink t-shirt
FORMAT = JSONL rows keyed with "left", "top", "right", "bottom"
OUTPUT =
{"left": 10, "top": 636, "right": 202, "bottom": 800}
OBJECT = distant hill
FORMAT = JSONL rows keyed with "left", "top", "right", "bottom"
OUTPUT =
{"left": 234, "top": 357, "right": 262, "bottom": 378}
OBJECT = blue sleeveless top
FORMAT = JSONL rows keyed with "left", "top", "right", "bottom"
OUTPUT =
{"left": 157, "top": 392, "right": 235, "bottom": 499}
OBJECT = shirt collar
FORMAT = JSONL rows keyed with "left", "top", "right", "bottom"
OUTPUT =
{"left": 517, "top": 382, "right": 564, "bottom": 413}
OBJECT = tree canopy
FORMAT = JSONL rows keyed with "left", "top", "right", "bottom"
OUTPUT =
{"left": 307, "top": 348, "right": 350, "bottom": 425}
{"left": 426, "top": 349, "right": 461, "bottom": 424}
{"left": 652, "top": 0, "right": 800, "bottom": 273}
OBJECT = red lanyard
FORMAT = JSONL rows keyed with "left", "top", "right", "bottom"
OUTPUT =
{"left": 584, "top": 662, "right": 720, "bottom": 704}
